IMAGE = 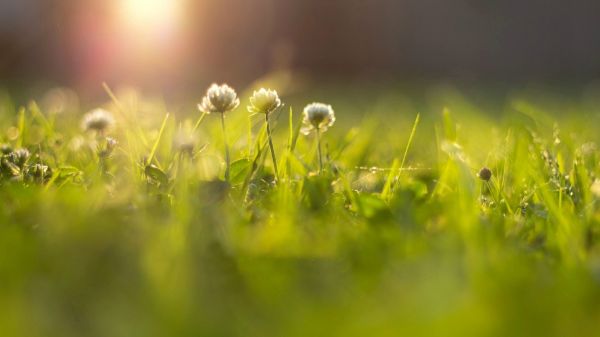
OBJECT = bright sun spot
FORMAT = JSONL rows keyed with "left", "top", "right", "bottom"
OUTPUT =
{"left": 119, "top": 0, "right": 182, "bottom": 34}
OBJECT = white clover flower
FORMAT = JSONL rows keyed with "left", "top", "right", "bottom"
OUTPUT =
{"left": 248, "top": 88, "right": 283, "bottom": 179}
{"left": 247, "top": 88, "right": 282, "bottom": 115}
{"left": 81, "top": 108, "right": 115, "bottom": 134}
{"left": 592, "top": 179, "right": 600, "bottom": 198}
{"left": 198, "top": 84, "right": 240, "bottom": 114}
{"left": 301, "top": 102, "right": 336, "bottom": 135}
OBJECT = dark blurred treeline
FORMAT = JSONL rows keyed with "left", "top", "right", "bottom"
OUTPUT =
{"left": 1, "top": 0, "right": 600, "bottom": 92}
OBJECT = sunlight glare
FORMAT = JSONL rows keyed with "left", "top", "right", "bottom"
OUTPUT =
{"left": 119, "top": 0, "right": 182, "bottom": 33}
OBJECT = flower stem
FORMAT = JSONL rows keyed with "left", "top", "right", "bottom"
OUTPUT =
{"left": 316, "top": 127, "right": 323, "bottom": 174}
{"left": 265, "top": 113, "right": 279, "bottom": 180}
{"left": 220, "top": 113, "right": 230, "bottom": 182}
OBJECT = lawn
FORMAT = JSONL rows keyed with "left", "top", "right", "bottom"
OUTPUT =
{"left": 1, "top": 82, "right": 600, "bottom": 337}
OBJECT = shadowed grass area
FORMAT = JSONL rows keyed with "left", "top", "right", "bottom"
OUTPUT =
{"left": 1, "top": 83, "right": 600, "bottom": 337}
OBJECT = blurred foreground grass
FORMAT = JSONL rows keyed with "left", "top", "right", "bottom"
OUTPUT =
{"left": 1, "top": 83, "right": 600, "bottom": 337}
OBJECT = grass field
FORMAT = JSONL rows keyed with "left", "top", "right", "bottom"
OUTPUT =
{"left": 1, "top": 82, "right": 600, "bottom": 337}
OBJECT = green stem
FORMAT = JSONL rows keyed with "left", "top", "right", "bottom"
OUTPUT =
{"left": 316, "top": 127, "right": 323, "bottom": 174}
{"left": 265, "top": 113, "right": 279, "bottom": 180}
{"left": 220, "top": 113, "right": 230, "bottom": 182}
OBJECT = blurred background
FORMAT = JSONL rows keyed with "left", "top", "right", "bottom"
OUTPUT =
{"left": 1, "top": 0, "right": 600, "bottom": 99}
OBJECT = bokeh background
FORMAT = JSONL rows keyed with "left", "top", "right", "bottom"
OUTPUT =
{"left": 1, "top": 0, "right": 600, "bottom": 98}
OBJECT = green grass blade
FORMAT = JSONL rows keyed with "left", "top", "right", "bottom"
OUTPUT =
{"left": 148, "top": 113, "right": 170, "bottom": 168}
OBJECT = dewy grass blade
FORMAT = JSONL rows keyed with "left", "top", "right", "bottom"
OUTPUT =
{"left": 392, "top": 112, "right": 420, "bottom": 192}
{"left": 399, "top": 113, "right": 420, "bottom": 174}
{"left": 382, "top": 158, "right": 400, "bottom": 201}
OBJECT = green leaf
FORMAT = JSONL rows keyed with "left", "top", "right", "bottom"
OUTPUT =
{"left": 229, "top": 158, "right": 252, "bottom": 185}
{"left": 57, "top": 165, "right": 82, "bottom": 178}
{"left": 145, "top": 164, "right": 169, "bottom": 186}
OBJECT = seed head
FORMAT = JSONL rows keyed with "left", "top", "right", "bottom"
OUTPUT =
{"left": 198, "top": 84, "right": 240, "bottom": 114}
{"left": 247, "top": 88, "right": 282, "bottom": 115}
{"left": 301, "top": 102, "right": 336, "bottom": 135}
{"left": 478, "top": 167, "right": 492, "bottom": 181}
{"left": 81, "top": 108, "right": 115, "bottom": 134}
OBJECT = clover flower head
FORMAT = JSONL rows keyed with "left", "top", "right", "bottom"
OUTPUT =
{"left": 12, "top": 148, "right": 30, "bottom": 167}
{"left": 26, "top": 163, "right": 52, "bottom": 183}
{"left": 301, "top": 102, "right": 335, "bottom": 135}
{"left": 81, "top": 108, "right": 115, "bottom": 134}
{"left": 0, "top": 148, "right": 23, "bottom": 176}
{"left": 198, "top": 83, "right": 240, "bottom": 114}
{"left": 247, "top": 88, "right": 282, "bottom": 115}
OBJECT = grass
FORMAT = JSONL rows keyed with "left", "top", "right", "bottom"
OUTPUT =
{"left": 1, "top": 83, "right": 600, "bottom": 337}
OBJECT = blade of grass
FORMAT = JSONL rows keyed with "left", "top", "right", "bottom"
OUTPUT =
{"left": 148, "top": 113, "right": 170, "bottom": 169}
{"left": 381, "top": 158, "right": 400, "bottom": 202}
{"left": 289, "top": 111, "right": 303, "bottom": 153}
{"left": 102, "top": 82, "right": 149, "bottom": 148}
{"left": 392, "top": 112, "right": 420, "bottom": 192}
{"left": 399, "top": 113, "right": 420, "bottom": 174}
{"left": 28, "top": 101, "right": 54, "bottom": 137}
{"left": 192, "top": 111, "right": 208, "bottom": 133}
{"left": 102, "top": 82, "right": 126, "bottom": 114}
